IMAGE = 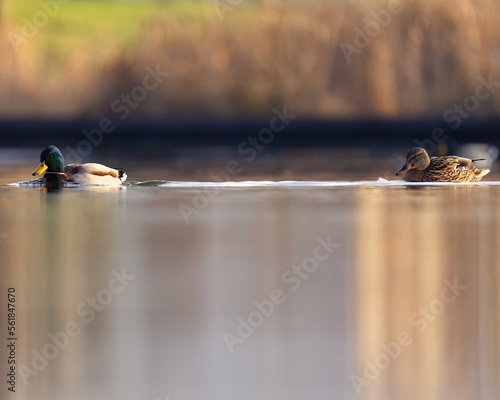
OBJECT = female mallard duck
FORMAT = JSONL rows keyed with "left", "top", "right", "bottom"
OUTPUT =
{"left": 32, "top": 145, "right": 127, "bottom": 186}
{"left": 395, "top": 147, "right": 489, "bottom": 182}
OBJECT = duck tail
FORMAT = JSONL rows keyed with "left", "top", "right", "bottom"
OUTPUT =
{"left": 118, "top": 169, "right": 127, "bottom": 183}
{"left": 477, "top": 168, "right": 490, "bottom": 179}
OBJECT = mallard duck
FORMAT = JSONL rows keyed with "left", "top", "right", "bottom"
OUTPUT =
{"left": 32, "top": 145, "right": 127, "bottom": 186}
{"left": 395, "top": 147, "right": 489, "bottom": 182}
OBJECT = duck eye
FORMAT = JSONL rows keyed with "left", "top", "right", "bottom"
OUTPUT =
{"left": 49, "top": 155, "right": 53, "bottom": 158}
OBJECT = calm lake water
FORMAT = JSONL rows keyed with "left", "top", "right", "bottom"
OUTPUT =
{"left": 1, "top": 166, "right": 499, "bottom": 400}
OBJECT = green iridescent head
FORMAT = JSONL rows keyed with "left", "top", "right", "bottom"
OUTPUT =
{"left": 32, "top": 145, "right": 65, "bottom": 175}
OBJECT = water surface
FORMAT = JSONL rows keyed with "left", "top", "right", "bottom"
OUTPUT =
{"left": 1, "top": 168, "right": 499, "bottom": 400}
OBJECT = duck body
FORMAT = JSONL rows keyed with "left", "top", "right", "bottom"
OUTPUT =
{"left": 33, "top": 145, "right": 127, "bottom": 186}
{"left": 396, "top": 147, "right": 489, "bottom": 182}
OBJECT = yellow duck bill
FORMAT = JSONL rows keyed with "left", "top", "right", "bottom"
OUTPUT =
{"left": 32, "top": 161, "right": 48, "bottom": 176}
{"left": 395, "top": 163, "right": 410, "bottom": 175}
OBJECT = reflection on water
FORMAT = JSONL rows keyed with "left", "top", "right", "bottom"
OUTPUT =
{"left": 354, "top": 185, "right": 500, "bottom": 400}
{"left": 0, "top": 174, "right": 499, "bottom": 400}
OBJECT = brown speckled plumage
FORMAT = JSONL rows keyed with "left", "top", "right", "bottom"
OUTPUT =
{"left": 396, "top": 147, "right": 490, "bottom": 182}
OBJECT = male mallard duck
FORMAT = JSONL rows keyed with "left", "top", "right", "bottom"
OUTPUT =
{"left": 32, "top": 145, "right": 127, "bottom": 186}
{"left": 395, "top": 147, "right": 490, "bottom": 182}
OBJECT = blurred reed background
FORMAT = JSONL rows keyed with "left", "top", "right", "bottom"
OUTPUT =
{"left": 0, "top": 0, "right": 499, "bottom": 119}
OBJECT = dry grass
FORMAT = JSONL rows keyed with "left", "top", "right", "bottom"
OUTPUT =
{"left": 1, "top": 0, "right": 500, "bottom": 118}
